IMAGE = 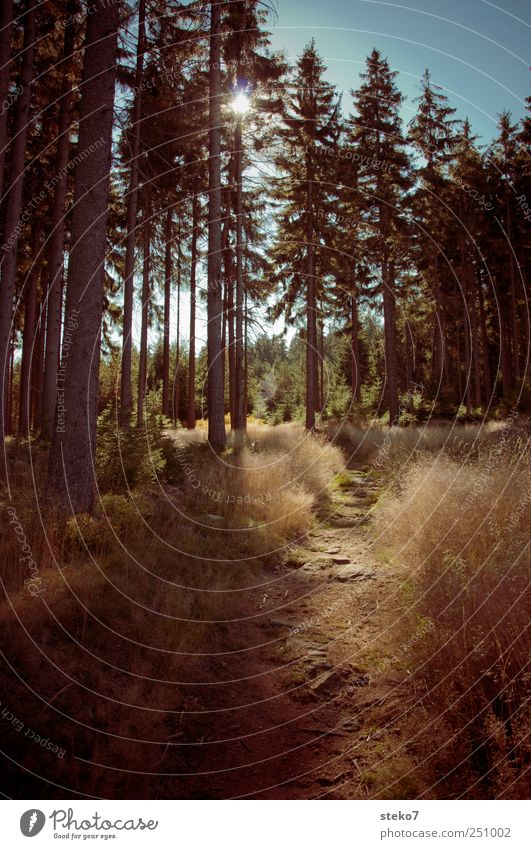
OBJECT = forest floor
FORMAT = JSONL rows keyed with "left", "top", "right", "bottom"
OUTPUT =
{"left": 165, "top": 468, "right": 422, "bottom": 800}
{"left": 2, "top": 424, "right": 527, "bottom": 799}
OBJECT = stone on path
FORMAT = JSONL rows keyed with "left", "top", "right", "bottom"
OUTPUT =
{"left": 333, "top": 564, "right": 374, "bottom": 582}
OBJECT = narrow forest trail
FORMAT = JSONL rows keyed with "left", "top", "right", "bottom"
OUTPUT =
{"left": 165, "top": 469, "right": 415, "bottom": 800}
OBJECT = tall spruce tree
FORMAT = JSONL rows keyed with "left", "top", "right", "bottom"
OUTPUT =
{"left": 409, "top": 69, "right": 458, "bottom": 393}
{"left": 349, "top": 49, "right": 411, "bottom": 423}
{"left": 270, "top": 41, "right": 340, "bottom": 429}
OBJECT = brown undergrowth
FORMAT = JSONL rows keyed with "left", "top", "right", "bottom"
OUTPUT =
{"left": 373, "top": 420, "right": 530, "bottom": 798}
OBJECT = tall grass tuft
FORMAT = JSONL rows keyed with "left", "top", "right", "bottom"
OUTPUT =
{"left": 376, "top": 424, "right": 530, "bottom": 797}
{"left": 327, "top": 420, "right": 501, "bottom": 470}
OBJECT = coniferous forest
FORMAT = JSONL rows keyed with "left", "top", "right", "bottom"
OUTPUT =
{"left": 0, "top": 0, "right": 529, "bottom": 808}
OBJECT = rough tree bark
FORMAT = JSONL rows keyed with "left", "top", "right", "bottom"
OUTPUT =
{"left": 47, "top": 1, "right": 120, "bottom": 512}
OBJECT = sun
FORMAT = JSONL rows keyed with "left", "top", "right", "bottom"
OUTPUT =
{"left": 231, "top": 90, "right": 251, "bottom": 115}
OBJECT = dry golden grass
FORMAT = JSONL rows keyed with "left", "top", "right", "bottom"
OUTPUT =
{"left": 374, "top": 424, "right": 530, "bottom": 797}
{"left": 327, "top": 420, "right": 501, "bottom": 469}
{"left": 168, "top": 423, "right": 343, "bottom": 546}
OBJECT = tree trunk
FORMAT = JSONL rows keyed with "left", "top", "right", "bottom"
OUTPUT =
{"left": 206, "top": 0, "right": 226, "bottom": 449}
{"left": 20, "top": 280, "right": 38, "bottom": 437}
{"left": 506, "top": 201, "right": 520, "bottom": 384}
{"left": 383, "top": 259, "right": 399, "bottom": 423}
{"left": 0, "top": 0, "right": 35, "bottom": 440}
{"left": 431, "top": 250, "right": 448, "bottom": 389}
{"left": 162, "top": 205, "right": 172, "bottom": 418}
{"left": 19, "top": 221, "right": 42, "bottom": 436}
{"left": 6, "top": 329, "right": 15, "bottom": 435}
{"left": 173, "top": 224, "right": 181, "bottom": 425}
{"left": 469, "top": 281, "right": 482, "bottom": 408}
{"left": 234, "top": 117, "right": 245, "bottom": 440}
{"left": 405, "top": 317, "right": 413, "bottom": 404}
{"left": 41, "top": 7, "right": 76, "bottom": 440}
{"left": 47, "top": 1, "right": 119, "bottom": 513}
{"left": 498, "top": 299, "right": 512, "bottom": 399}
{"left": 305, "top": 154, "right": 316, "bottom": 431}
{"left": 473, "top": 267, "right": 491, "bottom": 407}
{"left": 351, "top": 293, "right": 361, "bottom": 402}
{"left": 187, "top": 194, "right": 199, "bottom": 429}
{"left": 225, "top": 258, "right": 235, "bottom": 428}
{"left": 244, "top": 287, "right": 248, "bottom": 419}
{"left": 462, "top": 293, "right": 472, "bottom": 413}
{"left": 518, "top": 250, "right": 529, "bottom": 384}
{"left": 456, "top": 319, "right": 463, "bottom": 402}
{"left": 31, "top": 291, "right": 46, "bottom": 433}
{"left": 319, "top": 315, "right": 324, "bottom": 411}
{"left": 137, "top": 196, "right": 151, "bottom": 427}
{"left": 222, "top": 171, "right": 235, "bottom": 428}
{"left": 459, "top": 235, "right": 473, "bottom": 411}
{"left": 0, "top": 0, "right": 13, "bottom": 200}
{"left": 414, "top": 338, "right": 423, "bottom": 391}
{"left": 221, "top": 280, "right": 226, "bottom": 387}
{"left": 120, "top": 0, "right": 146, "bottom": 428}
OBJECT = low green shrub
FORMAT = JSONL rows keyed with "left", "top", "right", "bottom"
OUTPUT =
{"left": 95, "top": 402, "right": 181, "bottom": 493}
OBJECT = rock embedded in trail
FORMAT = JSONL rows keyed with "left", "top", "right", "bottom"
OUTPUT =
{"left": 300, "top": 557, "right": 333, "bottom": 572}
{"left": 308, "top": 662, "right": 366, "bottom": 695}
{"left": 308, "top": 658, "right": 333, "bottom": 672}
{"left": 333, "top": 564, "right": 374, "bottom": 582}
{"left": 308, "top": 667, "right": 348, "bottom": 694}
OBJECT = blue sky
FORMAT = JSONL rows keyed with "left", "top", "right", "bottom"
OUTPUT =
{"left": 267, "top": 0, "right": 530, "bottom": 147}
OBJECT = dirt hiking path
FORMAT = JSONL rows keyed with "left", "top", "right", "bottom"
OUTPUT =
{"left": 166, "top": 469, "right": 415, "bottom": 799}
